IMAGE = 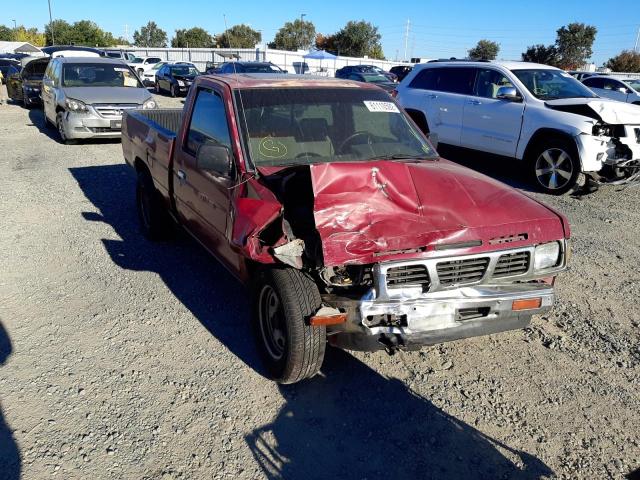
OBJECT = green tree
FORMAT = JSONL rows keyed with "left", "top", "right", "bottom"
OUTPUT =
{"left": 329, "top": 21, "right": 384, "bottom": 59}
{"left": 133, "top": 21, "right": 168, "bottom": 48}
{"left": 13, "top": 26, "right": 46, "bottom": 46}
{"left": 555, "top": 23, "right": 597, "bottom": 70}
{"left": 269, "top": 19, "right": 316, "bottom": 51}
{"left": 45, "top": 19, "right": 71, "bottom": 46}
{"left": 171, "top": 27, "right": 214, "bottom": 48}
{"left": 217, "top": 24, "right": 261, "bottom": 48}
{"left": 605, "top": 50, "right": 640, "bottom": 72}
{"left": 468, "top": 39, "right": 500, "bottom": 60}
{"left": 521, "top": 44, "right": 559, "bottom": 66}
{"left": 0, "top": 25, "right": 13, "bottom": 41}
{"left": 315, "top": 33, "right": 338, "bottom": 53}
{"left": 44, "top": 19, "right": 115, "bottom": 46}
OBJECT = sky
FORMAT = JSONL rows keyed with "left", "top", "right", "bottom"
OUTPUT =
{"left": 3, "top": 0, "right": 638, "bottom": 65}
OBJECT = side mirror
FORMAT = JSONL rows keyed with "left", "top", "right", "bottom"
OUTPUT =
{"left": 196, "top": 141, "right": 233, "bottom": 176}
{"left": 282, "top": 69, "right": 288, "bottom": 74}
{"left": 496, "top": 86, "right": 522, "bottom": 102}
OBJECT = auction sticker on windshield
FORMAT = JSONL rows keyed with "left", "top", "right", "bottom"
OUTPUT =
{"left": 364, "top": 101, "right": 400, "bottom": 113}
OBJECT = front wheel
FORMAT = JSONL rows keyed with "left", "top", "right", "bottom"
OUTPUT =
{"left": 136, "top": 170, "right": 170, "bottom": 240}
{"left": 155, "top": 81, "right": 161, "bottom": 94}
{"left": 170, "top": 84, "right": 176, "bottom": 98}
{"left": 56, "top": 111, "right": 77, "bottom": 145}
{"left": 252, "top": 268, "right": 326, "bottom": 384}
{"left": 528, "top": 138, "right": 580, "bottom": 195}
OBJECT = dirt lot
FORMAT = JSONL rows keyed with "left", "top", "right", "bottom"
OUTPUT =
{"left": 0, "top": 92, "right": 638, "bottom": 480}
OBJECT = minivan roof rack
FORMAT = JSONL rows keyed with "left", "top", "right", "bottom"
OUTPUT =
{"left": 427, "top": 58, "right": 491, "bottom": 63}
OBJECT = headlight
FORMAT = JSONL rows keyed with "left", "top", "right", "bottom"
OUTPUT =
{"left": 65, "top": 98, "right": 88, "bottom": 112}
{"left": 177, "top": 80, "right": 185, "bottom": 86}
{"left": 534, "top": 242, "right": 561, "bottom": 271}
{"left": 143, "top": 98, "right": 157, "bottom": 109}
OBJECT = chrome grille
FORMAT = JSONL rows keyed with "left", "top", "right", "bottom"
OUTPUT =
{"left": 436, "top": 257, "right": 489, "bottom": 285}
{"left": 493, "top": 251, "right": 530, "bottom": 278}
{"left": 94, "top": 104, "right": 139, "bottom": 117}
{"left": 386, "top": 265, "right": 430, "bottom": 291}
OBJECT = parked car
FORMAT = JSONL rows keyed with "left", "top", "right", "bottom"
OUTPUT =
{"left": 122, "top": 74, "right": 570, "bottom": 384}
{"left": 0, "top": 59, "right": 20, "bottom": 84}
{"left": 395, "top": 60, "right": 640, "bottom": 194}
{"left": 336, "top": 65, "right": 397, "bottom": 82}
{"left": 213, "top": 61, "right": 286, "bottom": 74}
{"left": 41, "top": 45, "right": 105, "bottom": 58}
{"left": 582, "top": 76, "right": 640, "bottom": 105}
{"left": 568, "top": 71, "right": 601, "bottom": 81}
{"left": 390, "top": 65, "right": 413, "bottom": 82}
{"left": 6, "top": 56, "right": 49, "bottom": 107}
{"left": 344, "top": 71, "right": 397, "bottom": 93}
{"left": 142, "top": 61, "right": 196, "bottom": 87}
{"left": 104, "top": 49, "right": 137, "bottom": 62}
{"left": 127, "top": 56, "right": 164, "bottom": 76}
{"left": 41, "top": 57, "right": 156, "bottom": 144}
{"left": 154, "top": 63, "right": 200, "bottom": 97}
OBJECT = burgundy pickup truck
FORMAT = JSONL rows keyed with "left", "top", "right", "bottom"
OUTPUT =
{"left": 122, "top": 74, "right": 570, "bottom": 384}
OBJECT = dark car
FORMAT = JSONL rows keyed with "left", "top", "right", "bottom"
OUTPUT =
{"left": 336, "top": 65, "right": 397, "bottom": 82}
{"left": 343, "top": 71, "right": 397, "bottom": 93}
{"left": 6, "top": 56, "right": 49, "bottom": 107}
{"left": 213, "top": 61, "right": 286, "bottom": 74}
{"left": 389, "top": 65, "right": 413, "bottom": 82}
{"left": 0, "top": 59, "right": 21, "bottom": 84}
{"left": 154, "top": 63, "right": 201, "bottom": 97}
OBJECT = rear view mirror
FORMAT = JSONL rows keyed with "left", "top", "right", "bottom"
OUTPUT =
{"left": 496, "top": 86, "right": 521, "bottom": 102}
{"left": 196, "top": 141, "right": 233, "bottom": 176}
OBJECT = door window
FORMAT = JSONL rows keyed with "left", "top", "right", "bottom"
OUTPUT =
{"left": 474, "top": 69, "right": 515, "bottom": 98}
{"left": 602, "top": 79, "right": 626, "bottom": 92}
{"left": 583, "top": 77, "right": 605, "bottom": 89}
{"left": 186, "top": 89, "right": 232, "bottom": 157}
{"left": 408, "top": 67, "right": 475, "bottom": 94}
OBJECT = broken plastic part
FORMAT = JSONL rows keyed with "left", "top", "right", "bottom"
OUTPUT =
{"left": 273, "top": 239, "right": 305, "bottom": 269}
{"left": 309, "top": 306, "right": 347, "bottom": 326}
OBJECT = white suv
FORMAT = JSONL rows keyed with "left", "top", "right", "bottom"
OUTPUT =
{"left": 127, "top": 56, "right": 164, "bottom": 76}
{"left": 396, "top": 61, "right": 640, "bottom": 194}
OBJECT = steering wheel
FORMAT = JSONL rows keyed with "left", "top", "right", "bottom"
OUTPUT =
{"left": 338, "top": 131, "right": 374, "bottom": 154}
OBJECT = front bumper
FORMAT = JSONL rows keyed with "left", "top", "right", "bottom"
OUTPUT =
{"left": 577, "top": 126, "right": 640, "bottom": 174}
{"left": 23, "top": 88, "right": 41, "bottom": 104}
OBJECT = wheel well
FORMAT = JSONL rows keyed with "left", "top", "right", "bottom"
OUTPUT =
{"left": 134, "top": 157, "right": 150, "bottom": 176}
{"left": 633, "top": 101, "right": 640, "bottom": 105}
{"left": 55, "top": 106, "right": 65, "bottom": 114}
{"left": 523, "top": 129, "right": 578, "bottom": 162}
{"left": 404, "top": 108, "right": 429, "bottom": 134}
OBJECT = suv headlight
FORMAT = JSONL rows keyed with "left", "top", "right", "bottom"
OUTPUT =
{"left": 65, "top": 98, "right": 88, "bottom": 112}
{"left": 143, "top": 98, "right": 157, "bottom": 109}
{"left": 533, "top": 242, "right": 561, "bottom": 271}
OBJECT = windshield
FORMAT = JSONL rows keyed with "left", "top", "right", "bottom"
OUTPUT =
{"left": 152, "top": 62, "right": 166, "bottom": 70}
{"left": 24, "top": 61, "right": 47, "bottom": 79}
{"left": 511, "top": 69, "right": 597, "bottom": 100}
{"left": 62, "top": 63, "right": 143, "bottom": 88}
{"left": 170, "top": 66, "right": 199, "bottom": 76}
{"left": 625, "top": 79, "right": 640, "bottom": 92}
{"left": 361, "top": 74, "right": 389, "bottom": 84}
{"left": 236, "top": 88, "right": 436, "bottom": 167}
{"left": 242, "top": 63, "right": 283, "bottom": 73}
{"left": 130, "top": 58, "right": 143, "bottom": 64}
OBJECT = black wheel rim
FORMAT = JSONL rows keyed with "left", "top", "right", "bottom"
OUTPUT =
{"left": 535, "top": 148, "right": 573, "bottom": 190}
{"left": 258, "top": 284, "right": 286, "bottom": 360}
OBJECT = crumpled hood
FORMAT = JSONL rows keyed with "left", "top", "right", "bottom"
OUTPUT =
{"left": 62, "top": 87, "right": 152, "bottom": 105}
{"left": 545, "top": 98, "right": 640, "bottom": 125}
{"left": 310, "top": 160, "right": 566, "bottom": 266}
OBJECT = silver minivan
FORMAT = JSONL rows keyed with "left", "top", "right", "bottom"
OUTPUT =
{"left": 41, "top": 57, "right": 157, "bottom": 144}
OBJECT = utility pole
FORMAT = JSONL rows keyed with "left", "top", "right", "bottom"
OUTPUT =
{"left": 404, "top": 19, "right": 410, "bottom": 62}
{"left": 47, "top": 0, "right": 55, "bottom": 45}
{"left": 634, "top": 25, "right": 640, "bottom": 52}
{"left": 12, "top": 19, "right": 16, "bottom": 29}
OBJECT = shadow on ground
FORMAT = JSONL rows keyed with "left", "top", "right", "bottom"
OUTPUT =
{"left": 68, "top": 163, "right": 265, "bottom": 376}
{"left": 246, "top": 349, "right": 553, "bottom": 480}
{"left": 0, "top": 321, "right": 21, "bottom": 479}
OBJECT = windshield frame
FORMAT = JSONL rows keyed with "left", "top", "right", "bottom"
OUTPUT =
{"left": 233, "top": 87, "right": 438, "bottom": 172}
{"left": 511, "top": 68, "right": 598, "bottom": 100}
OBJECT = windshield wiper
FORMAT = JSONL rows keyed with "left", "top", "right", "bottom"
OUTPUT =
{"left": 365, "top": 153, "right": 435, "bottom": 162}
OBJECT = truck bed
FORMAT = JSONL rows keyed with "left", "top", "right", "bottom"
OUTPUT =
{"left": 121, "top": 109, "right": 183, "bottom": 210}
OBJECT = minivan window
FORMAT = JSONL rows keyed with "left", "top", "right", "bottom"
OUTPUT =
{"left": 409, "top": 67, "right": 476, "bottom": 95}
{"left": 186, "top": 89, "right": 232, "bottom": 155}
{"left": 62, "top": 63, "right": 142, "bottom": 88}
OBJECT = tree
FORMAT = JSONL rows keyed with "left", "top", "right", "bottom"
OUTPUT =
{"left": 327, "top": 21, "right": 384, "bottom": 59}
{"left": 468, "top": 39, "right": 500, "bottom": 61}
{"left": 269, "top": 19, "right": 316, "bottom": 51}
{"left": 217, "top": 24, "right": 261, "bottom": 48}
{"left": 605, "top": 50, "right": 640, "bottom": 72}
{"left": 133, "top": 21, "right": 168, "bottom": 48}
{"left": 171, "top": 27, "right": 214, "bottom": 48}
{"left": 44, "top": 19, "right": 115, "bottom": 46}
{"left": 315, "top": 33, "right": 338, "bottom": 53}
{"left": 12, "top": 26, "right": 46, "bottom": 46}
{"left": 521, "top": 44, "right": 559, "bottom": 66}
{"left": 555, "top": 23, "right": 597, "bottom": 70}
{"left": 0, "top": 25, "right": 13, "bottom": 41}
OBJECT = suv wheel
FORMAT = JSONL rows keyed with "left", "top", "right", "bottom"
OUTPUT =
{"left": 252, "top": 268, "right": 326, "bottom": 384}
{"left": 528, "top": 138, "right": 580, "bottom": 195}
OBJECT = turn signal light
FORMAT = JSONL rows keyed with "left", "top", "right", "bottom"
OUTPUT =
{"left": 390, "top": 89, "right": 398, "bottom": 98}
{"left": 512, "top": 298, "right": 542, "bottom": 311}
{"left": 309, "top": 313, "right": 347, "bottom": 326}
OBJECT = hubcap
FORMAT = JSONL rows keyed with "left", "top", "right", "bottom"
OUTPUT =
{"left": 535, "top": 148, "right": 573, "bottom": 190}
{"left": 258, "top": 285, "right": 286, "bottom": 361}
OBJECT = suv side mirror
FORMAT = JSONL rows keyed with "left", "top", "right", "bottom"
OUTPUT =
{"left": 496, "top": 86, "right": 521, "bottom": 102}
{"left": 196, "top": 141, "right": 233, "bottom": 176}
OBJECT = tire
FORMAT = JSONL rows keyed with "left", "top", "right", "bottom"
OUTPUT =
{"left": 527, "top": 137, "right": 580, "bottom": 195}
{"left": 170, "top": 84, "right": 176, "bottom": 98}
{"left": 56, "top": 111, "right": 77, "bottom": 145}
{"left": 155, "top": 81, "right": 161, "bottom": 94}
{"left": 137, "top": 68, "right": 144, "bottom": 77}
{"left": 22, "top": 95, "right": 31, "bottom": 109}
{"left": 252, "top": 268, "right": 326, "bottom": 384}
{"left": 136, "top": 169, "right": 170, "bottom": 240}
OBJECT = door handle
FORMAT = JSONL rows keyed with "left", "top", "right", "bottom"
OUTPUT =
{"left": 177, "top": 170, "right": 186, "bottom": 183}
{"left": 467, "top": 99, "right": 482, "bottom": 105}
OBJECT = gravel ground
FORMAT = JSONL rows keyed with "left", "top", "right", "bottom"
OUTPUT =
{"left": 0, "top": 91, "right": 638, "bottom": 480}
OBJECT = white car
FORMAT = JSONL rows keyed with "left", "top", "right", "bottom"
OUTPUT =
{"left": 127, "top": 56, "right": 164, "bottom": 76}
{"left": 582, "top": 76, "right": 640, "bottom": 105}
{"left": 396, "top": 60, "right": 640, "bottom": 194}
{"left": 140, "top": 61, "right": 196, "bottom": 87}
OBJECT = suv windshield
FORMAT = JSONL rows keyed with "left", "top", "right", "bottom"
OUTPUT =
{"left": 625, "top": 79, "right": 640, "bottom": 92}
{"left": 62, "top": 63, "right": 142, "bottom": 88}
{"left": 241, "top": 63, "right": 283, "bottom": 73}
{"left": 236, "top": 88, "right": 436, "bottom": 167}
{"left": 170, "top": 66, "right": 199, "bottom": 76}
{"left": 511, "top": 69, "right": 597, "bottom": 100}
